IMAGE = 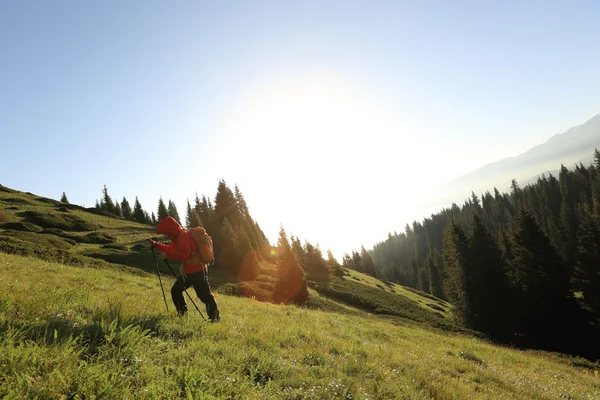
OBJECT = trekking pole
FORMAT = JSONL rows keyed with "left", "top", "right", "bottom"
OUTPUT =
{"left": 150, "top": 244, "right": 169, "bottom": 312}
{"left": 163, "top": 259, "right": 207, "bottom": 321}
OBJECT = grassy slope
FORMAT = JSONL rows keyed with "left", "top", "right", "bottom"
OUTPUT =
{"left": 2, "top": 185, "right": 600, "bottom": 397}
{"left": 1, "top": 252, "right": 599, "bottom": 399}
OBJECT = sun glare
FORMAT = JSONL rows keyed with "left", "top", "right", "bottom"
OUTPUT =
{"left": 215, "top": 73, "right": 428, "bottom": 258}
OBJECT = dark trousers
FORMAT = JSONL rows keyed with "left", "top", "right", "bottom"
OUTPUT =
{"left": 171, "top": 270, "right": 219, "bottom": 321}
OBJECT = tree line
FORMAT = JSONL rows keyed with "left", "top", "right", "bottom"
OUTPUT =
{"left": 80, "top": 180, "right": 333, "bottom": 306}
{"left": 360, "top": 149, "right": 600, "bottom": 359}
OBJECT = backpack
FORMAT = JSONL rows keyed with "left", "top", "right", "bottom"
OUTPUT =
{"left": 189, "top": 226, "right": 214, "bottom": 264}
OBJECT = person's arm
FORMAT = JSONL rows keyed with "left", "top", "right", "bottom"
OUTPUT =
{"left": 151, "top": 239, "right": 193, "bottom": 261}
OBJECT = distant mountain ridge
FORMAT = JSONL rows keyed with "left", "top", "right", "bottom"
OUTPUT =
{"left": 436, "top": 112, "right": 600, "bottom": 205}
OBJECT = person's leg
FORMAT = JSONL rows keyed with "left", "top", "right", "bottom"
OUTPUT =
{"left": 171, "top": 278, "right": 193, "bottom": 316}
{"left": 189, "top": 270, "right": 220, "bottom": 321}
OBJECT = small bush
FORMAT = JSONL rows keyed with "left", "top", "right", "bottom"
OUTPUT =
{"left": 2, "top": 222, "right": 43, "bottom": 233}
{"left": 0, "top": 197, "right": 30, "bottom": 204}
{"left": 216, "top": 282, "right": 239, "bottom": 296}
{"left": 428, "top": 303, "right": 446, "bottom": 312}
{"left": 34, "top": 197, "right": 60, "bottom": 205}
{"left": 53, "top": 203, "right": 85, "bottom": 211}
{"left": 458, "top": 350, "right": 487, "bottom": 367}
{"left": 41, "top": 228, "right": 87, "bottom": 244}
{"left": 237, "top": 281, "right": 275, "bottom": 302}
{"left": 86, "top": 232, "right": 117, "bottom": 244}
{"left": 21, "top": 211, "right": 99, "bottom": 232}
{"left": 102, "top": 243, "right": 127, "bottom": 251}
{"left": 0, "top": 211, "right": 10, "bottom": 222}
{"left": 0, "top": 234, "right": 103, "bottom": 266}
{"left": 131, "top": 244, "right": 146, "bottom": 252}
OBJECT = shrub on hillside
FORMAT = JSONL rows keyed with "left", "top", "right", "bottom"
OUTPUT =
{"left": 102, "top": 243, "right": 127, "bottom": 251}
{"left": 0, "top": 197, "right": 31, "bottom": 205}
{"left": 0, "top": 235, "right": 90, "bottom": 264}
{"left": 238, "top": 280, "right": 275, "bottom": 302}
{"left": 53, "top": 203, "right": 85, "bottom": 212}
{"left": 216, "top": 282, "right": 239, "bottom": 296}
{"left": 0, "top": 185, "right": 15, "bottom": 193}
{"left": 131, "top": 244, "right": 146, "bottom": 252}
{"left": 21, "top": 211, "right": 99, "bottom": 232}
{"left": 85, "top": 232, "right": 117, "bottom": 244}
{"left": 34, "top": 197, "right": 60, "bottom": 205}
{"left": 2, "top": 222, "right": 43, "bottom": 233}
{"left": 41, "top": 228, "right": 86, "bottom": 244}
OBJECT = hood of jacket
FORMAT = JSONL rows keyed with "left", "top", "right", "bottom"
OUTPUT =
{"left": 156, "top": 216, "right": 183, "bottom": 236}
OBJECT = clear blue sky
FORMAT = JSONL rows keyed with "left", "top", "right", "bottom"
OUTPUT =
{"left": 1, "top": 1, "right": 599, "bottom": 259}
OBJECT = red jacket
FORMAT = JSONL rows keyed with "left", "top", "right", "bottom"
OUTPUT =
{"left": 154, "top": 217, "right": 206, "bottom": 273}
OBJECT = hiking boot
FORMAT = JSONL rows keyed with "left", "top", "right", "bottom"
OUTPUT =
{"left": 209, "top": 308, "right": 220, "bottom": 323}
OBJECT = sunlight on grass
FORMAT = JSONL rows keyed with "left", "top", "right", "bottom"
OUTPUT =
{"left": 1, "top": 252, "right": 599, "bottom": 399}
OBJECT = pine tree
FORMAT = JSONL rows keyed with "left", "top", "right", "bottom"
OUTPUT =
{"left": 132, "top": 197, "right": 147, "bottom": 224}
{"left": 157, "top": 197, "right": 169, "bottom": 221}
{"left": 360, "top": 246, "right": 376, "bottom": 276}
{"left": 274, "top": 225, "right": 308, "bottom": 305}
{"left": 411, "top": 258, "right": 419, "bottom": 288}
{"left": 114, "top": 201, "right": 122, "bottom": 218}
{"left": 234, "top": 184, "right": 249, "bottom": 217}
{"left": 121, "top": 197, "right": 133, "bottom": 220}
{"left": 342, "top": 253, "right": 353, "bottom": 270}
{"left": 151, "top": 211, "right": 157, "bottom": 225}
{"left": 168, "top": 200, "right": 181, "bottom": 224}
{"left": 190, "top": 211, "right": 203, "bottom": 228}
{"left": 303, "top": 241, "right": 330, "bottom": 284}
{"left": 327, "top": 249, "right": 344, "bottom": 277}
{"left": 291, "top": 236, "right": 305, "bottom": 268}
{"left": 101, "top": 185, "right": 115, "bottom": 214}
{"left": 427, "top": 250, "right": 444, "bottom": 299}
{"left": 510, "top": 208, "right": 579, "bottom": 350}
{"left": 214, "top": 179, "right": 239, "bottom": 228}
{"left": 219, "top": 218, "right": 239, "bottom": 278}
{"left": 60, "top": 192, "right": 69, "bottom": 203}
{"left": 186, "top": 200, "right": 194, "bottom": 228}
{"left": 236, "top": 226, "right": 259, "bottom": 281}
{"left": 277, "top": 225, "right": 292, "bottom": 254}
{"left": 575, "top": 203, "right": 600, "bottom": 313}
{"left": 418, "top": 266, "right": 430, "bottom": 293}
{"left": 442, "top": 219, "right": 473, "bottom": 327}
{"left": 352, "top": 251, "right": 363, "bottom": 273}
{"left": 468, "top": 213, "right": 511, "bottom": 339}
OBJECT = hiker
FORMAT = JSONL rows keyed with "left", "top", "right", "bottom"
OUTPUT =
{"left": 148, "top": 216, "right": 220, "bottom": 322}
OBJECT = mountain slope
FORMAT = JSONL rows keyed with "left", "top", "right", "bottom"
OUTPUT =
{"left": 436, "top": 113, "right": 600, "bottom": 204}
{"left": 0, "top": 183, "right": 454, "bottom": 330}
{"left": 1, "top": 252, "right": 599, "bottom": 399}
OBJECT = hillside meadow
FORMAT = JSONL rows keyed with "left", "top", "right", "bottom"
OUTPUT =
{"left": 1, "top": 252, "right": 599, "bottom": 399}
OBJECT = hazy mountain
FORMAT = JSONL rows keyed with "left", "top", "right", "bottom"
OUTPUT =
{"left": 435, "top": 112, "right": 600, "bottom": 205}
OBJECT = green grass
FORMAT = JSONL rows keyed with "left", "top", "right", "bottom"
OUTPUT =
{"left": 317, "top": 275, "right": 465, "bottom": 336}
{"left": 1, "top": 252, "right": 599, "bottom": 399}
{"left": 2, "top": 185, "right": 600, "bottom": 398}
{"left": 344, "top": 269, "right": 452, "bottom": 318}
